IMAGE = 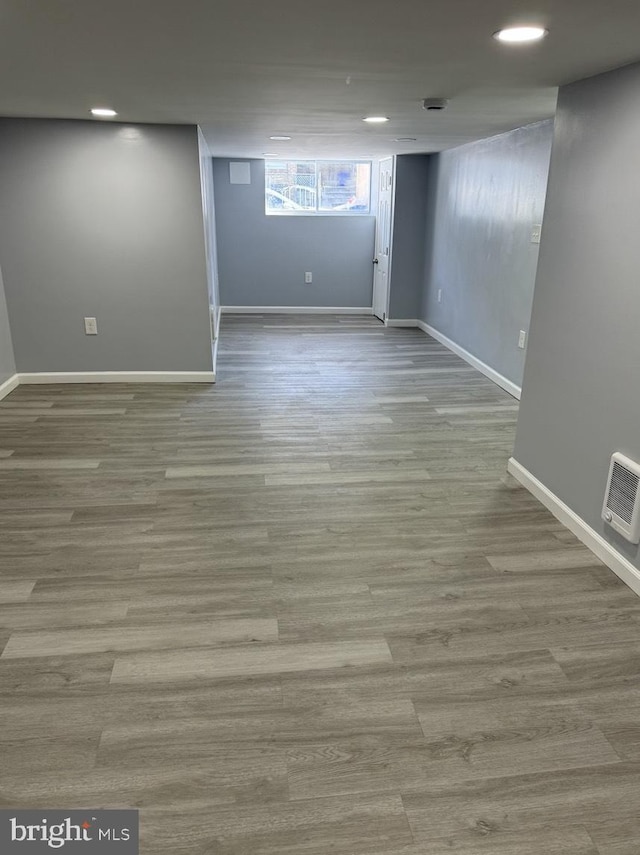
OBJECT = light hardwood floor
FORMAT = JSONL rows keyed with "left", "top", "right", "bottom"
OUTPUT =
{"left": 1, "top": 314, "right": 640, "bottom": 854}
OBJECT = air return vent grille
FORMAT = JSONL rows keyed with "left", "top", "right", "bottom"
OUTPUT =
{"left": 602, "top": 453, "right": 640, "bottom": 543}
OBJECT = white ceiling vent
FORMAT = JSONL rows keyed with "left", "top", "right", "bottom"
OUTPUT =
{"left": 602, "top": 453, "right": 640, "bottom": 543}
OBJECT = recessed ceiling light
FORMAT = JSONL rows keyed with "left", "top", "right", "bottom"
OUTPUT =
{"left": 363, "top": 116, "right": 390, "bottom": 124}
{"left": 394, "top": 137, "right": 417, "bottom": 142}
{"left": 91, "top": 107, "right": 117, "bottom": 118}
{"left": 493, "top": 26, "right": 548, "bottom": 43}
{"left": 263, "top": 153, "right": 278, "bottom": 157}
{"left": 269, "top": 135, "right": 291, "bottom": 141}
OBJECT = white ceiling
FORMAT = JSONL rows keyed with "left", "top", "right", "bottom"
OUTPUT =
{"left": 1, "top": 0, "right": 640, "bottom": 158}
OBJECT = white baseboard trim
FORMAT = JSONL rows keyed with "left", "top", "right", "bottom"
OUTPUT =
{"left": 418, "top": 321, "right": 521, "bottom": 400}
{"left": 0, "top": 373, "right": 19, "bottom": 401}
{"left": 385, "top": 319, "right": 419, "bottom": 328}
{"left": 221, "top": 306, "right": 374, "bottom": 315}
{"left": 18, "top": 371, "right": 216, "bottom": 385}
{"left": 508, "top": 457, "right": 640, "bottom": 597}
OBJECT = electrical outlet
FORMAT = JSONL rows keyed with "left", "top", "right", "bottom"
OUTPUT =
{"left": 531, "top": 224, "right": 542, "bottom": 244}
{"left": 437, "top": 289, "right": 443, "bottom": 303}
{"left": 84, "top": 317, "right": 98, "bottom": 335}
{"left": 518, "top": 330, "right": 527, "bottom": 349}
{"left": 305, "top": 272, "right": 313, "bottom": 284}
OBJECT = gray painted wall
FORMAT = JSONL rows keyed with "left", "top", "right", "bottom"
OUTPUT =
{"left": 388, "top": 155, "right": 429, "bottom": 320}
{"left": 420, "top": 121, "right": 554, "bottom": 388}
{"left": 213, "top": 159, "right": 375, "bottom": 308}
{"left": 514, "top": 62, "right": 640, "bottom": 570}
{"left": 0, "top": 119, "right": 213, "bottom": 373}
{"left": 0, "top": 264, "right": 16, "bottom": 384}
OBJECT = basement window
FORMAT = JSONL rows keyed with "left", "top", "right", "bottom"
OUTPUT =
{"left": 265, "top": 160, "right": 371, "bottom": 215}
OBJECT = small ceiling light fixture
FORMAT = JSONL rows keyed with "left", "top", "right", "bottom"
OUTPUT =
{"left": 394, "top": 137, "right": 417, "bottom": 142}
{"left": 493, "top": 26, "right": 548, "bottom": 43}
{"left": 363, "top": 116, "right": 389, "bottom": 124}
{"left": 90, "top": 107, "right": 117, "bottom": 118}
{"left": 269, "top": 135, "right": 291, "bottom": 141}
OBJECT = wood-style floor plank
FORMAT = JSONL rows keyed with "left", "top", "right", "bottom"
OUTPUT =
{"left": 110, "top": 638, "right": 393, "bottom": 683}
{"left": 1, "top": 618, "right": 278, "bottom": 658}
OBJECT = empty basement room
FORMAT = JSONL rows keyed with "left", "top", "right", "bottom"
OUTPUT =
{"left": 2, "top": 3, "right": 640, "bottom": 854}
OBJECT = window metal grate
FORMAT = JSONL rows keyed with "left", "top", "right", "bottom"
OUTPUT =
{"left": 265, "top": 160, "right": 371, "bottom": 215}
{"left": 602, "top": 452, "right": 640, "bottom": 543}
{"left": 607, "top": 461, "right": 639, "bottom": 525}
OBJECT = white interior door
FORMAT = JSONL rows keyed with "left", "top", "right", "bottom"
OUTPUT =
{"left": 372, "top": 157, "right": 394, "bottom": 322}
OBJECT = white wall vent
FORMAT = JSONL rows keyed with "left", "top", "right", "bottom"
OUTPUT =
{"left": 602, "top": 452, "right": 640, "bottom": 543}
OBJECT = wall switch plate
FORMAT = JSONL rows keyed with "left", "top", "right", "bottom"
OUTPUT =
{"left": 84, "top": 317, "right": 98, "bottom": 335}
{"left": 304, "top": 272, "right": 313, "bottom": 284}
{"left": 518, "top": 330, "right": 527, "bottom": 349}
{"left": 437, "top": 289, "right": 443, "bottom": 303}
{"left": 531, "top": 224, "right": 542, "bottom": 244}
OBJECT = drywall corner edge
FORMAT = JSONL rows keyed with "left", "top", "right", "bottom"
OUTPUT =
{"left": 508, "top": 457, "right": 640, "bottom": 598}
{"left": 211, "top": 304, "right": 221, "bottom": 377}
{"left": 418, "top": 321, "right": 521, "bottom": 400}
{"left": 0, "top": 373, "right": 19, "bottom": 401}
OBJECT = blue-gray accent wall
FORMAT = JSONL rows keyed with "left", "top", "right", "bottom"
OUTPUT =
{"left": 212, "top": 159, "right": 375, "bottom": 308}
{"left": 419, "top": 120, "right": 554, "bottom": 389}
{"left": 514, "top": 61, "right": 640, "bottom": 572}
{"left": 388, "top": 155, "right": 430, "bottom": 320}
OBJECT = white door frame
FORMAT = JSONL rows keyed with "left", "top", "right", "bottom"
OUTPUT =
{"left": 372, "top": 156, "right": 396, "bottom": 322}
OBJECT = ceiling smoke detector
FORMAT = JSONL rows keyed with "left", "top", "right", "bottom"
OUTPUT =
{"left": 422, "top": 98, "right": 449, "bottom": 111}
